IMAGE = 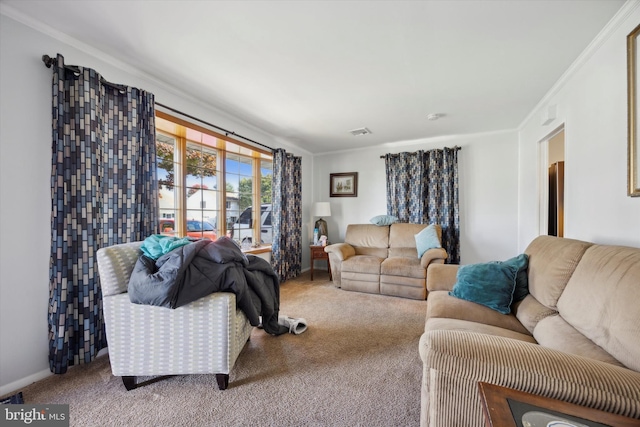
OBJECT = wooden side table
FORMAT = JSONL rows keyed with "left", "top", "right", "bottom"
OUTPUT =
{"left": 310, "top": 245, "right": 331, "bottom": 281}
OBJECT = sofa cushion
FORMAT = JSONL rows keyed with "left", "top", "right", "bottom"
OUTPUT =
{"left": 533, "top": 315, "right": 626, "bottom": 368}
{"left": 512, "top": 294, "right": 557, "bottom": 334}
{"left": 342, "top": 255, "right": 383, "bottom": 274}
{"left": 426, "top": 290, "right": 531, "bottom": 335}
{"left": 345, "top": 224, "right": 389, "bottom": 258}
{"left": 557, "top": 244, "right": 640, "bottom": 372}
{"left": 524, "top": 236, "right": 592, "bottom": 310}
{"left": 449, "top": 255, "right": 528, "bottom": 314}
{"left": 387, "top": 223, "right": 427, "bottom": 257}
{"left": 415, "top": 225, "right": 442, "bottom": 258}
{"left": 381, "top": 257, "right": 426, "bottom": 279}
{"left": 425, "top": 317, "right": 537, "bottom": 343}
{"left": 370, "top": 214, "right": 398, "bottom": 226}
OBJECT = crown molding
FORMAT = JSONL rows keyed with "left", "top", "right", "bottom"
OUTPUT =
{"left": 315, "top": 128, "right": 518, "bottom": 157}
{"left": 0, "top": 3, "right": 309, "bottom": 156}
{"left": 518, "top": 0, "right": 640, "bottom": 130}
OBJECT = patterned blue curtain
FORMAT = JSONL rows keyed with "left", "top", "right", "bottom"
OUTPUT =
{"left": 49, "top": 54, "right": 158, "bottom": 374}
{"left": 385, "top": 147, "right": 460, "bottom": 263}
{"left": 272, "top": 148, "right": 302, "bottom": 281}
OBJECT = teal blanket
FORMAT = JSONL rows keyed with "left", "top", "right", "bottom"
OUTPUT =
{"left": 141, "top": 234, "right": 193, "bottom": 260}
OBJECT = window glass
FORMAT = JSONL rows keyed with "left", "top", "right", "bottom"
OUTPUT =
{"left": 227, "top": 153, "right": 255, "bottom": 244}
{"left": 238, "top": 207, "right": 252, "bottom": 225}
{"left": 184, "top": 140, "right": 219, "bottom": 239}
{"left": 157, "top": 132, "right": 177, "bottom": 226}
{"left": 155, "top": 111, "right": 272, "bottom": 246}
{"left": 261, "top": 159, "right": 273, "bottom": 205}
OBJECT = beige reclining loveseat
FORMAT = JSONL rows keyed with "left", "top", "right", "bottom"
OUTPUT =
{"left": 324, "top": 223, "right": 448, "bottom": 300}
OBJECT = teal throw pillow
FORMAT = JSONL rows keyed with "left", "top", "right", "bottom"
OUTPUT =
{"left": 415, "top": 224, "right": 441, "bottom": 258}
{"left": 370, "top": 215, "right": 399, "bottom": 226}
{"left": 449, "top": 254, "right": 529, "bottom": 314}
{"left": 506, "top": 254, "right": 529, "bottom": 302}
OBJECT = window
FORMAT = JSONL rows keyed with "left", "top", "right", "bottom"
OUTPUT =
{"left": 155, "top": 111, "right": 273, "bottom": 245}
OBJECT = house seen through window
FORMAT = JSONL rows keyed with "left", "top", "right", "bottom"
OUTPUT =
{"left": 155, "top": 111, "right": 273, "bottom": 246}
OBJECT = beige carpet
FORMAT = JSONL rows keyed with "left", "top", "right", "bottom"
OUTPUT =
{"left": 10, "top": 272, "right": 428, "bottom": 426}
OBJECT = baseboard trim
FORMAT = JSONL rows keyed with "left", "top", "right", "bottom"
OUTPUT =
{"left": 0, "top": 348, "right": 110, "bottom": 397}
{"left": 0, "top": 368, "right": 52, "bottom": 397}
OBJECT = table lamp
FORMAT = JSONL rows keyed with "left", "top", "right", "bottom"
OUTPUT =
{"left": 313, "top": 202, "right": 331, "bottom": 241}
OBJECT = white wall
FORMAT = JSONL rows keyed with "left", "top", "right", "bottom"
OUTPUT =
{"left": 313, "top": 130, "right": 520, "bottom": 265}
{"left": 0, "top": 13, "right": 312, "bottom": 394}
{"left": 518, "top": 3, "right": 640, "bottom": 250}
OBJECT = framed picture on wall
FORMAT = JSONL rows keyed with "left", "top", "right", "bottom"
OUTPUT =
{"left": 330, "top": 172, "right": 358, "bottom": 197}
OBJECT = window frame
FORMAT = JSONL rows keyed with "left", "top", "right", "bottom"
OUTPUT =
{"left": 155, "top": 110, "right": 273, "bottom": 246}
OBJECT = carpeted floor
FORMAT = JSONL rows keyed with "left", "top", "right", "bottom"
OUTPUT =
{"left": 6, "top": 271, "right": 428, "bottom": 426}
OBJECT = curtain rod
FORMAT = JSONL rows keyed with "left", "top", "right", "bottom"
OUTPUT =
{"left": 380, "top": 145, "right": 461, "bottom": 159}
{"left": 154, "top": 102, "right": 274, "bottom": 152}
{"left": 42, "top": 54, "right": 127, "bottom": 92}
{"left": 42, "top": 54, "right": 274, "bottom": 152}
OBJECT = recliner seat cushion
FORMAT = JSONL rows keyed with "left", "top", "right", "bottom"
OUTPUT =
{"left": 425, "top": 317, "right": 537, "bottom": 343}
{"left": 381, "top": 257, "right": 426, "bottom": 278}
{"left": 342, "top": 255, "right": 383, "bottom": 274}
{"left": 426, "top": 290, "right": 531, "bottom": 335}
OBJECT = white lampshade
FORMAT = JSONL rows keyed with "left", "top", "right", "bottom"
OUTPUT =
{"left": 313, "top": 202, "right": 331, "bottom": 217}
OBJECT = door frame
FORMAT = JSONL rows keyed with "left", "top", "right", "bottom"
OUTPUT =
{"left": 538, "top": 125, "right": 565, "bottom": 236}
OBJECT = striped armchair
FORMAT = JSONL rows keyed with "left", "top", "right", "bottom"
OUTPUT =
{"left": 96, "top": 241, "right": 253, "bottom": 390}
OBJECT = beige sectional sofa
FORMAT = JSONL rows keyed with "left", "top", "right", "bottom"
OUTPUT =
{"left": 419, "top": 235, "right": 640, "bottom": 426}
{"left": 324, "top": 223, "right": 448, "bottom": 300}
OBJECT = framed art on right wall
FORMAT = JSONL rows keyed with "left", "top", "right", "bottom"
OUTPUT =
{"left": 627, "top": 23, "right": 640, "bottom": 196}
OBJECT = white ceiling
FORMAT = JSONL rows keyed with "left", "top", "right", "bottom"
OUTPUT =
{"left": 1, "top": 0, "right": 626, "bottom": 153}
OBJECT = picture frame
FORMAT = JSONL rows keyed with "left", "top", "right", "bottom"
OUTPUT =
{"left": 330, "top": 172, "right": 358, "bottom": 197}
{"left": 627, "top": 23, "right": 640, "bottom": 197}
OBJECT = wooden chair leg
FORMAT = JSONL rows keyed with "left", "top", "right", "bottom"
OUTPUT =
{"left": 216, "top": 374, "right": 229, "bottom": 390}
{"left": 122, "top": 376, "right": 137, "bottom": 391}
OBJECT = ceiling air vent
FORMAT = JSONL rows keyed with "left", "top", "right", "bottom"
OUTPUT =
{"left": 349, "top": 127, "right": 372, "bottom": 136}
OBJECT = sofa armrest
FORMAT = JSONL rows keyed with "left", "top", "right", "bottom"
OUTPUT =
{"left": 419, "top": 247, "right": 448, "bottom": 269}
{"left": 324, "top": 243, "right": 355, "bottom": 261}
{"left": 419, "top": 330, "right": 640, "bottom": 423}
{"left": 324, "top": 243, "right": 356, "bottom": 287}
{"left": 97, "top": 242, "right": 143, "bottom": 296}
{"left": 426, "top": 264, "right": 459, "bottom": 292}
